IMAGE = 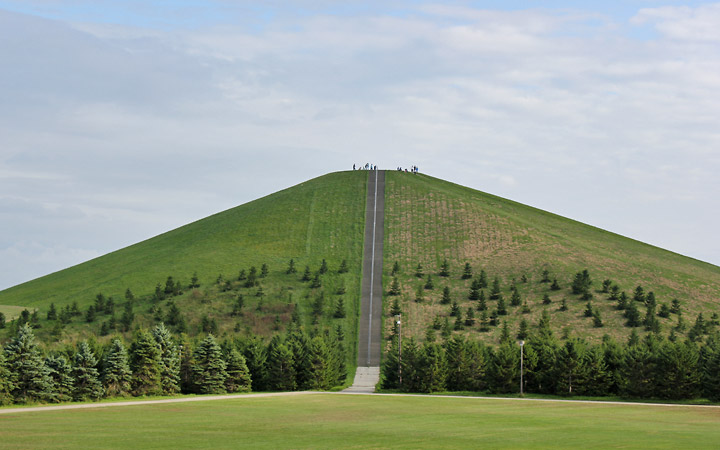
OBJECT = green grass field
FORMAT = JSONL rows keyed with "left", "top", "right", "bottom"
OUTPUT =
{"left": 383, "top": 171, "right": 720, "bottom": 345}
{"left": 1, "top": 393, "right": 719, "bottom": 449}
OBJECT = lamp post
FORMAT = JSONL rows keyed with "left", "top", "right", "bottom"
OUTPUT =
{"left": 518, "top": 340, "right": 525, "bottom": 396}
{"left": 396, "top": 314, "right": 402, "bottom": 386}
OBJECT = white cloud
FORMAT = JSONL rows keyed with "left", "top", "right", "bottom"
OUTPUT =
{"left": 1, "top": 3, "right": 719, "bottom": 289}
{"left": 632, "top": 3, "right": 720, "bottom": 41}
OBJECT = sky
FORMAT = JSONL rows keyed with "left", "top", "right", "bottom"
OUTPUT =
{"left": 1, "top": 1, "right": 719, "bottom": 291}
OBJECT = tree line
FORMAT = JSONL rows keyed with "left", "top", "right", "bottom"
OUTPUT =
{"left": 0, "top": 321, "right": 347, "bottom": 405}
{"left": 381, "top": 312, "right": 720, "bottom": 401}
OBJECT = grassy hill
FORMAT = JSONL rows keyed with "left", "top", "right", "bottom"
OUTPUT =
{"left": 382, "top": 172, "right": 720, "bottom": 345}
{"left": 2, "top": 169, "right": 719, "bottom": 354}
{"left": 0, "top": 171, "right": 367, "bottom": 359}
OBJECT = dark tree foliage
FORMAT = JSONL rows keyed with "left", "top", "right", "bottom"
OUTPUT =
{"left": 449, "top": 301, "right": 460, "bottom": 317}
{"left": 478, "top": 270, "right": 488, "bottom": 289}
{"left": 153, "top": 323, "right": 181, "bottom": 395}
{"left": 286, "top": 258, "right": 297, "bottom": 274}
{"left": 424, "top": 275, "right": 434, "bottom": 290}
{"left": 633, "top": 285, "right": 645, "bottom": 303}
{"left": 337, "top": 259, "right": 349, "bottom": 274}
{"left": 477, "top": 291, "right": 487, "bottom": 311}
{"left": 465, "top": 308, "right": 475, "bottom": 327}
{"left": 496, "top": 295, "right": 507, "bottom": 315}
{"left": 71, "top": 341, "right": 104, "bottom": 401}
{"left": 559, "top": 298, "right": 568, "bottom": 311}
{"left": 245, "top": 267, "right": 258, "bottom": 288}
{"left": 415, "top": 263, "right": 424, "bottom": 278}
{"left": 439, "top": 259, "right": 450, "bottom": 277}
{"left": 517, "top": 319, "right": 529, "bottom": 340}
{"left": 441, "top": 286, "right": 452, "bottom": 305}
{"left": 490, "top": 277, "right": 502, "bottom": 300}
{"left": 391, "top": 261, "right": 400, "bottom": 277}
{"left": 310, "top": 272, "right": 322, "bottom": 289}
{"left": 390, "top": 298, "right": 402, "bottom": 317}
{"left": 129, "top": 330, "right": 162, "bottom": 396}
{"left": 334, "top": 298, "right": 346, "bottom": 319}
{"left": 468, "top": 278, "right": 481, "bottom": 300}
{"left": 266, "top": 337, "right": 296, "bottom": 391}
{"left": 571, "top": 270, "right": 592, "bottom": 296}
{"left": 670, "top": 299, "right": 681, "bottom": 314}
{"left": 44, "top": 354, "right": 73, "bottom": 403}
{"left": 541, "top": 269, "right": 551, "bottom": 283}
{"left": 260, "top": 263, "right": 269, "bottom": 278}
{"left": 102, "top": 338, "right": 132, "bottom": 397}
{"left": 193, "top": 335, "right": 227, "bottom": 394}
{"left": 0, "top": 312, "right": 5, "bottom": 329}
{"left": 4, "top": 324, "right": 53, "bottom": 403}
{"left": 550, "top": 278, "right": 561, "bottom": 291}
{"left": 461, "top": 262, "right": 472, "bottom": 280}
{"left": 47, "top": 303, "right": 58, "bottom": 321}
{"left": 542, "top": 293, "right": 551, "bottom": 305}
{"left": 120, "top": 302, "right": 134, "bottom": 332}
{"left": 510, "top": 286, "right": 521, "bottom": 307}
{"left": 189, "top": 272, "right": 200, "bottom": 288}
{"left": 318, "top": 259, "right": 328, "bottom": 275}
{"left": 616, "top": 292, "right": 628, "bottom": 310}
{"left": 224, "top": 349, "right": 251, "bottom": 393}
{"left": 388, "top": 277, "right": 401, "bottom": 296}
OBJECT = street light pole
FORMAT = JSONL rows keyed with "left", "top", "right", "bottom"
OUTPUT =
{"left": 519, "top": 340, "right": 525, "bottom": 396}
{"left": 396, "top": 314, "right": 402, "bottom": 386}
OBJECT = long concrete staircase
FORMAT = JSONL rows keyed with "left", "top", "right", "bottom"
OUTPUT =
{"left": 344, "top": 170, "right": 385, "bottom": 393}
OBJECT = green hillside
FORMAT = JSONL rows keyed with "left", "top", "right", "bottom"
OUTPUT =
{"left": 382, "top": 172, "right": 720, "bottom": 345}
{"left": 0, "top": 171, "right": 367, "bottom": 352}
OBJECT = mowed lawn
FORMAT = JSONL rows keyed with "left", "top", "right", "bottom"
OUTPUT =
{"left": 1, "top": 394, "right": 719, "bottom": 449}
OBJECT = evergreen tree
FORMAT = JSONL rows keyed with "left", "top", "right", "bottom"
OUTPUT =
{"left": 478, "top": 269, "right": 488, "bottom": 288}
{"left": 453, "top": 314, "right": 464, "bottom": 331}
{"left": 3, "top": 324, "right": 53, "bottom": 403}
{"left": 462, "top": 262, "right": 472, "bottom": 279}
{"left": 571, "top": 270, "right": 592, "bottom": 296}
{"left": 489, "top": 342, "right": 519, "bottom": 394}
{"left": 242, "top": 337, "right": 268, "bottom": 391}
{"left": 120, "top": 302, "right": 134, "bottom": 332}
{"left": 465, "top": 308, "right": 475, "bottom": 327}
{"left": 609, "top": 284, "right": 620, "bottom": 300}
{"left": 593, "top": 310, "right": 604, "bottom": 328}
{"left": 245, "top": 266, "right": 258, "bottom": 288}
{"left": 125, "top": 288, "right": 135, "bottom": 303}
{"left": 72, "top": 341, "right": 104, "bottom": 401}
{"left": 334, "top": 297, "right": 347, "bottom": 318}
{"left": 541, "top": 269, "right": 551, "bottom": 283}
{"left": 414, "top": 284, "right": 425, "bottom": 303}
{"left": 310, "top": 272, "right": 322, "bottom": 289}
{"left": 44, "top": 354, "right": 73, "bottom": 403}
{"left": 670, "top": 298, "right": 681, "bottom": 314}
{"left": 702, "top": 337, "right": 720, "bottom": 401}
{"left": 601, "top": 279, "right": 612, "bottom": 293}
{"left": 193, "top": 335, "right": 227, "bottom": 394}
{"left": 424, "top": 275, "right": 434, "bottom": 290}
{"left": 441, "top": 286, "right": 451, "bottom": 304}
{"left": 260, "top": 263, "right": 269, "bottom": 278}
{"left": 415, "top": 263, "right": 424, "bottom": 278}
{"left": 496, "top": 295, "right": 507, "bottom": 315}
{"left": 391, "top": 261, "right": 400, "bottom": 276}
{"left": 0, "top": 312, "right": 5, "bottom": 329}
{"left": 468, "top": 278, "right": 481, "bottom": 300}
{"left": 152, "top": 323, "right": 180, "bottom": 394}
{"left": 85, "top": 305, "right": 96, "bottom": 323}
{"left": 46, "top": 303, "right": 58, "bottom": 321}
{"left": 224, "top": 349, "right": 251, "bottom": 393}
{"left": 542, "top": 293, "right": 551, "bottom": 305}
{"left": 477, "top": 290, "right": 487, "bottom": 311}
{"left": 517, "top": 319, "right": 529, "bottom": 340}
{"left": 616, "top": 292, "right": 628, "bottom": 310}
{"left": 230, "top": 295, "right": 245, "bottom": 317}
{"left": 189, "top": 272, "right": 200, "bottom": 288}
{"left": 556, "top": 339, "right": 585, "bottom": 395}
{"left": 658, "top": 303, "right": 671, "bottom": 318}
{"left": 499, "top": 321, "right": 511, "bottom": 344}
{"left": 266, "top": 337, "right": 296, "bottom": 391}
{"left": 584, "top": 302, "right": 594, "bottom": 318}
{"left": 388, "top": 277, "right": 401, "bottom": 296}
{"left": 286, "top": 258, "right": 297, "bottom": 274}
{"left": 510, "top": 286, "right": 521, "bottom": 307}
{"left": 300, "top": 265, "right": 311, "bottom": 282}
{"left": 619, "top": 342, "right": 655, "bottom": 398}
{"left": 390, "top": 297, "right": 402, "bottom": 317}
{"left": 490, "top": 277, "right": 502, "bottom": 300}
{"left": 624, "top": 301, "right": 641, "bottom": 327}
{"left": 102, "top": 338, "right": 132, "bottom": 397}
{"left": 439, "top": 259, "right": 450, "bottom": 277}
{"left": 338, "top": 259, "right": 349, "bottom": 274}
{"left": 656, "top": 340, "right": 700, "bottom": 400}
{"left": 450, "top": 301, "right": 460, "bottom": 317}
{"left": 129, "top": 330, "right": 162, "bottom": 396}
{"left": 633, "top": 285, "right": 645, "bottom": 304}
{"left": 237, "top": 269, "right": 247, "bottom": 281}
{"left": 318, "top": 259, "right": 328, "bottom": 275}
{"left": 416, "top": 343, "right": 447, "bottom": 393}
{"left": 308, "top": 336, "right": 334, "bottom": 390}
{"left": 575, "top": 345, "right": 610, "bottom": 396}
{"left": 550, "top": 278, "right": 561, "bottom": 291}
{"left": 559, "top": 298, "right": 568, "bottom": 311}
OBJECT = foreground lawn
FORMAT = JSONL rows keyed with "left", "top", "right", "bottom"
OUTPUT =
{"left": 1, "top": 393, "right": 719, "bottom": 449}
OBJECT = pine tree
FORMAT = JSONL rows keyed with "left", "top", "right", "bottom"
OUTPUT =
{"left": 478, "top": 269, "right": 488, "bottom": 288}
{"left": 550, "top": 278, "right": 561, "bottom": 291}
{"left": 317, "top": 259, "right": 328, "bottom": 275}
{"left": 3, "top": 324, "right": 53, "bottom": 403}
{"left": 468, "top": 278, "right": 481, "bottom": 300}
{"left": 424, "top": 275, "right": 434, "bottom": 290}
{"left": 541, "top": 269, "right": 551, "bottom": 283}
{"left": 390, "top": 297, "right": 402, "bottom": 317}
{"left": 571, "top": 270, "right": 592, "bottom": 296}
{"left": 388, "top": 277, "right": 401, "bottom": 296}
{"left": 489, "top": 342, "right": 519, "bottom": 394}
{"left": 415, "top": 263, "right": 424, "bottom": 278}
{"left": 224, "top": 349, "right": 252, "bottom": 393}
{"left": 231, "top": 295, "right": 244, "bottom": 317}
{"left": 441, "top": 286, "right": 451, "bottom": 304}
{"left": 417, "top": 342, "right": 447, "bottom": 393}
{"left": 462, "top": 262, "right": 472, "bottom": 279}
{"left": 338, "top": 259, "right": 349, "bottom": 274}
{"left": 391, "top": 261, "right": 400, "bottom": 276}
{"left": 102, "top": 338, "right": 132, "bottom": 397}
{"left": 310, "top": 272, "right": 322, "bottom": 289}
{"left": 542, "top": 293, "right": 551, "bottom": 305}
{"left": 601, "top": 279, "right": 612, "bottom": 293}
{"left": 193, "top": 335, "right": 228, "bottom": 394}
{"left": 152, "top": 323, "right": 180, "bottom": 394}
{"left": 658, "top": 303, "right": 671, "bottom": 318}
{"left": 490, "top": 277, "right": 502, "bottom": 300}
{"left": 0, "top": 312, "right": 5, "bottom": 329}
{"left": 44, "top": 354, "right": 73, "bottom": 403}
{"left": 477, "top": 290, "right": 487, "bottom": 311}
{"left": 510, "top": 286, "right": 522, "bottom": 307}
{"left": 559, "top": 298, "right": 568, "bottom": 311}
{"left": 0, "top": 351, "right": 15, "bottom": 405}
{"left": 237, "top": 269, "right": 247, "bottom": 281}
{"left": 584, "top": 302, "right": 594, "bottom": 318}
{"left": 308, "top": 336, "right": 335, "bottom": 390}
{"left": 85, "top": 305, "right": 96, "bottom": 323}
{"left": 624, "top": 301, "right": 641, "bottom": 327}
{"left": 439, "top": 259, "right": 450, "bottom": 277}
{"left": 517, "top": 319, "right": 529, "bottom": 340}
{"left": 46, "top": 303, "right": 58, "bottom": 321}
{"left": 670, "top": 298, "right": 681, "bottom": 314}
{"left": 120, "top": 302, "right": 134, "bottom": 332}
{"left": 266, "top": 338, "right": 296, "bottom": 391}
{"left": 465, "top": 308, "right": 475, "bottom": 327}
{"left": 245, "top": 266, "right": 258, "bottom": 288}
{"left": 521, "top": 302, "right": 531, "bottom": 314}
{"left": 72, "top": 341, "right": 104, "bottom": 401}
{"left": 496, "top": 295, "right": 507, "bottom": 315}
{"left": 189, "top": 272, "right": 200, "bottom": 288}
{"left": 260, "top": 263, "right": 269, "bottom": 278}
{"left": 593, "top": 310, "right": 604, "bottom": 328}
{"left": 616, "top": 292, "right": 628, "bottom": 310}
{"left": 556, "top": 339, "right": 585, "bottom": 395}
{"left": 414, "top": 284, "right": 424, "bottom": 303}
{"left": 334, "top": 298, "right": 347, "bottom": 318}
{"left": 242, "top": 337, "right": 268, "bottom": 391}
{"left": 129, "top": 330, "right": 162, "bottom": 396}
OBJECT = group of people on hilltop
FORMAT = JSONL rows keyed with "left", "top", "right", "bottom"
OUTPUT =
{"left": 351, "top": 163, "right": 420, "bottom": 173}
{"left": 396, "top": 165, "right": 419, "bottom": 173}
{"left": 353, "top": 163, "right": 377, "bottom": 170}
